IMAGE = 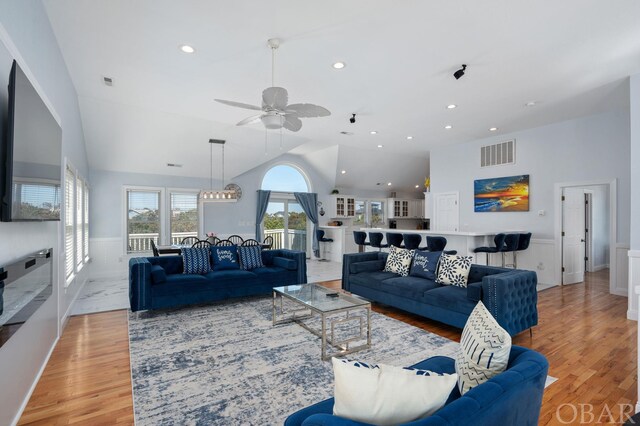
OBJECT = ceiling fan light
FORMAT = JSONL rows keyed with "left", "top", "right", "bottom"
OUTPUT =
{"left": 261, "top": 114, "right": 285, "bottom": 129}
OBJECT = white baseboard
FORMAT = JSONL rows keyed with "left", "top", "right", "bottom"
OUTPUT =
{"left": 592, "top": 264, "right": 610, "bottom": 272}
{"left": 10, "top": 336, "right": 59, "bottom": 426}
{"left": 62, "top": 274, "right": 89, "bottom": 325}
{"left": 627, "top": 309, "right": 637, "bottom": 321}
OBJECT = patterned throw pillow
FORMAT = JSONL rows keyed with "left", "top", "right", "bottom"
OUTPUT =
{"left": 237, "top": 245, "right": 265, "bottom": 270}
{"left": 181, "top": 247, "right": 211, "bottom": 274}
{"left": 383, "top": 246, "right": 415, "bottom": 277}
{"left": 211, "top": 246, "right": 240, "bottom": 271}
{"left": 455, "top": 301, "right": 512, "bottom": 394}
{"left": 435, "top": 253, "right": 473, "bottom": 287}
{"left": 332, "top": 358, "right": 457, "bottom": 425}
{"left": 409, "top": 250, "right": 442, "bottom": 280}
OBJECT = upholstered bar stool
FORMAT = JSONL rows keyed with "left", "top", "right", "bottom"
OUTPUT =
{"left": 316, "top": 229, "right": 333, "bottom": 261}
{"left": 513, "top": 232, "right": 532, "bottom": 268}
{"left": 473, "top": 233, "right": 506, "bottom": 265}
{"left": 402, "top": 233, "right": 426, "bottom": 250}
{"left": 386, "top": 232, "right": 404, "bottom": 248}
{"left": 368, "top": 232, "right": 389, "bottom": 251}
{"left": 501, "top": 233, "right": 520, "bottom": 268}
{"left": 353, "top": 231, "right": 370, "bottom": 253}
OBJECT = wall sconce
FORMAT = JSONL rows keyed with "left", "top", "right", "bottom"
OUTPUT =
{"left": 318, "top": 201, "right": 325, "bottom": 216}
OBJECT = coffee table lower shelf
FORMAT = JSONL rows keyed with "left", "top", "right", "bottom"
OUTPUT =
{"left": 272, "top": 289, "right": 372, "bottom": 361}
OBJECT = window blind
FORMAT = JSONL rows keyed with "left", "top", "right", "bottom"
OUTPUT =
{"left": 65, "top": 166, "right": 75, "bottom": 279}
{"left": 76, "top": 176, "right": 83, "bottom": 268}
{"left": 127, "top": 190, "right": 161, "bottom": 253}
{"left": 84, "top": 181, "right": 89, "bottom": 260}
{"left": 170, "top": 192, "right": 198, "bottom": 244}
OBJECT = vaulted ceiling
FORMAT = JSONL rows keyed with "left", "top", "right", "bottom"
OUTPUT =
{"left": 43, "top": 0, "right": 640, "bottom": 191}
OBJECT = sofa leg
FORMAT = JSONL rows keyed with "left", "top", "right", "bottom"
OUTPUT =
{"left": 529, "top": 328, "right": 533, "bottom": 337}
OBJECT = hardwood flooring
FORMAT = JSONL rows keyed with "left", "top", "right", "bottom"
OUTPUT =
{"left": 19, "top": 270, "right": 637, "bottom": 425}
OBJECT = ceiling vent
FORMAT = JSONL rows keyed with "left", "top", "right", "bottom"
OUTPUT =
{"left": 103, "top": 76, "right": 113, "bottom": 86}
{"left": 481, "top": 139, "right": 515, "bottom": 168}
{"left": 166, "top": 163, "right": 182, "bottom": 168}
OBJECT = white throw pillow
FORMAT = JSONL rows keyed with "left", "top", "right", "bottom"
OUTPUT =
{"left": 332, "top": 358, "right": 457, "bottom": 426}
{"left": 383, "top": 245, "right": 415, "bottom": 277}
{"left": 455, "top": 301, "right": 512, "bottom": 394}
{"left": 436, "top": 253, "right": 473, "bottom": 287}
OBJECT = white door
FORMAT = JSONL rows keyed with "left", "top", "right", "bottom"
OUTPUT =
{"left": 434, "top": 192, "right": 459, "bottom": 232}
{"left": 562, "top": 187, "right": 586, "bottom": 284}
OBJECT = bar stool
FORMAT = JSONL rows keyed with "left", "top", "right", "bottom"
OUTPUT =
{"left": 473, "top": 233, "right": 506, "bottom": 265}
{"left": 316, "top": 230, "right": 333, "bottom": 261}
{"left": 426, "top": 236, "right": 447, "bottom": 252}
{"left": 501, "top": 233, "right": 520, "bottom": 268}
{"left": 368, "top": 232, "right": 389, "bottom": 251}
{"left": 386, "top": 233, "right": 404, "bottom": 248}
{"left": 402, "top": 233, "right": 427, "bottom": 250}
{"left": 513, "top": 232, "right": 532, "bottom": 269}
{"left": 353, "top": 231, "right": 370, "bottom": 253}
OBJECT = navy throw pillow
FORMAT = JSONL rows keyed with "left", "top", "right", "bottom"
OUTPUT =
{"left": 238, "top": 245, "right": 265, "bottom": 270}
{"left": 211, "top": 245, "right": 240, "bottom": 271}
{"left": 409, "top": 250, "right": 442, "bottom": 281}
{"left": 182, "top": 247, "right": 211, "bottom": 274}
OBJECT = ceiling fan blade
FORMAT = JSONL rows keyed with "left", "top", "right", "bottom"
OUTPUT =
{"left": 285, "top": 103, "right": 331, "bottom": 118}
{"left": 214, "top": 99, "right": 262, "bottom": 111}
{"left": 262, "top": 87, "right": 288, "bottom": 110}
{"left": 283, "top": 115, "right": 302, "bottom": 132}
{"left": 236, "top": 114, "right": 263, "bottom": 126}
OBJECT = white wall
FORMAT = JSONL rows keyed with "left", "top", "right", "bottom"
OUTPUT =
{"left": 629, "top": 74, "right": 640, "bottom": 322}
{"left": 0, "top": 1, "right": 89, "bottom": 424}
{"left": 430, "top": 109, "right": 630, "bottom": 286}
{"left": 584, "top": 185, "right": 610, "bottom": 270}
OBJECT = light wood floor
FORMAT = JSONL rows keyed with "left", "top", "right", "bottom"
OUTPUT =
{"left": 19, "top": 270, "right": 637, "bottom": 425}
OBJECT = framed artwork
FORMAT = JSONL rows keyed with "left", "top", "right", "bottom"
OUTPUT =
{"left": 474, "top": 175, "right": 529, "bottom": 212}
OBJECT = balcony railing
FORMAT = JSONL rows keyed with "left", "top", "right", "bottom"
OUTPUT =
{"left": 264, "top": 229, "right": 307, "bottom": 252}
{"left": 128, "top": 231, "right": 198, "bottom": 252}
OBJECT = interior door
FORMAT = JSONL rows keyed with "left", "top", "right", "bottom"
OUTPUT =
{"left": 562, "top": 187, "right": 586, "bottom": 284}
{"left": 434, "top": 193, "right": 459, "bottom": 232}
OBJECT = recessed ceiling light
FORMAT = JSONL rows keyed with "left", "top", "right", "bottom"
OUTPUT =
{"left": 447, "top": 104, "right": 457, "bottom": 109}
{"left": 341, "top": 170, "right": 346, "bottom": 174}
{"left": 370, "top": 131, "right": 378, "bottom": 135}
{"left": 525, "top": 101, "right": 537, "bottom": 107}
{"left": 406, "top": 136, "right": 413, "bottom": 140}
{"left": 332, "top": 62, "right": 346, "bottom": 69}
{"left": 387, "top": 182, "right": 392, "bottom": 186}
{"left": 180, "top": 45, "right": 195, "bottom": 53}
{"left": 377, "top": 144, "right": 383, "bottom": 148}
{"left": 489, "top": 127, "right": 498, "bottom": 132}
{"left": 444, "top": 125, "right": 452, "bottom": 129}
{"left": 415, "top": 185, "right": 420, "bottom": 188}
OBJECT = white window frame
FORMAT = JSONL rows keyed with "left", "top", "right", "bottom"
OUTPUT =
{"left": 123, "top": 185, "right": 166, "bottom": 254}
{"left": 167, "top": 188, "right": 202, "bottom": 245}
{"left": 64, "top": 159, "right": 90, "bottom": 286}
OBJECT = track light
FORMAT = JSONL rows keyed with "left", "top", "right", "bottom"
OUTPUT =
{"left": 453, "top": 64, "right": 467, "bottom": 80}
{"left": 350, "top": 113, "right": 356, "bottom": 124}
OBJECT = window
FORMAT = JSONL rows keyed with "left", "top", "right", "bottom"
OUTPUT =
{"left": 126, "top": 189, "right": 161, "bottom": 253}
{"left": 64, "top": 162, "right": 90, "bottom": 284}
{"left": 261, "top": 164, "right": 309, "bottom": 192}
{"left": 170, "top": 192, "right": 199, "bottom": 244}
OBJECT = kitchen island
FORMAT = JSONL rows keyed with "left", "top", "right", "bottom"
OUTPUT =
{"left": 358, "top": 228, "right": 498, "bottom": 258}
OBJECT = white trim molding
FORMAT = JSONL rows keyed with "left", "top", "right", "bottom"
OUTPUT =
{"left": 628, "top": 250, "right": 640, "bottom": 320}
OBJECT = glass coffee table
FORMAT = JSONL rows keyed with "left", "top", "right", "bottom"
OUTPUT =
{"left": 272, "top": 283, "right": 372, "bottom": 361}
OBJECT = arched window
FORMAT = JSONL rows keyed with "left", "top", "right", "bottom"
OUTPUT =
{"left": 261, "top": 164, "right": 310, "bottom": 193}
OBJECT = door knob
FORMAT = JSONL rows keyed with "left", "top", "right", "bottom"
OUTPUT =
{"left": 581, "top": 239, "right": 585, "bottom": 242}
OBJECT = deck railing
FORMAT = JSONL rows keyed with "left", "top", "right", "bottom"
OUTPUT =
{"left": 128, "top": 231, "right": 198, "bottom": 252}
{"left": 264, "top": 229, "right": 307, "bottom": 252}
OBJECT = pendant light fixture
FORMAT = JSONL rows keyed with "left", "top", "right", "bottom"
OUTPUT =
{"left": 200, "top": 139, "right": 237, "bottom": 202}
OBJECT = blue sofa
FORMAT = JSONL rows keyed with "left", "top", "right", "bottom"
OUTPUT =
{"left": 342, "top": 252, "right": 537, "bottom": 336}
{"left": 129, "top": 249, "right": 307, "bottom": 312}
{"left": 285, "top": 345, "right": 549, "bottom": 426}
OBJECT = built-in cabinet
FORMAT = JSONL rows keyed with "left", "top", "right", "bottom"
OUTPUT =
{"left": 330, "top": 195, "right": 355, "bottom": 218}
{"left": 388, "top": 198, "right": 424, "bottom": 219}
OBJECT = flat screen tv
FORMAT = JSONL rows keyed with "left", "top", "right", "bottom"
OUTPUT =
{"left": 1, "top": 60, "right": 62, "bottom": 221}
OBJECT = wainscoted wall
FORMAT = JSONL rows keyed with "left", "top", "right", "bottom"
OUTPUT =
{"left": 628, "top": 250, "right": 640, "bottom": 320}
{"left": 483, "top": 239, "right": 555, "bottom": 285}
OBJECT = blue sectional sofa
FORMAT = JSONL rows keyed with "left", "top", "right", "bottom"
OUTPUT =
{"left": 285, "top": 345, "right": 549, "bottom": 426}
{"left": 342, "top": 252, "right": 538, "bottom": 336}
{"left": 129, "top": 249, "right": 306, "bottom": 312}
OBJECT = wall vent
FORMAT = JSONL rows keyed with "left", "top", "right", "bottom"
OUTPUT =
{"left": 481, "top": 139, "right": 515, "bottom": 167}
{"left": 103, "top": 76, "right": 113, "bottom": 86}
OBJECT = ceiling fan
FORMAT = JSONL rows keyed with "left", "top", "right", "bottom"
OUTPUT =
{"left": 214, "top": 38, "right": 331, "bottom": 132}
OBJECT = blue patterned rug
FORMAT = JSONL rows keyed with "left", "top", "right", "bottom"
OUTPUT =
{"left": 128, "top": 297, "right": 459, "bottom": 425}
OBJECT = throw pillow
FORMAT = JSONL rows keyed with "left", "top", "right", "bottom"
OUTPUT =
{"left": 211, "top": 246, "right": 240, "bottom": 271}
{"left": 383, "top": 245, "right": 415, "bottom": 277}
{"left": 455, "top": 301, "right": 512, "bottom": 394}
{"left": 237, "top": 245, "right": 265, "bottom": 270}
{"left": 436, "top": 253, "right": 473, "bottom": 287}
{"left": 181, "top": 247, "right": 211, "bottom": 274}
{"left": 332, "top": 358, "right": 457, "bottom": 426}
{"left": 409, "top": 250, "right": 442, "bottom": 280}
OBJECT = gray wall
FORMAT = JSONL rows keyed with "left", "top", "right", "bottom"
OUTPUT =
{"left": 430, "top": 109, "right": 630, "bottom": 242}
{"left": 0, "top": 1, "right": 89, "bottom": 424}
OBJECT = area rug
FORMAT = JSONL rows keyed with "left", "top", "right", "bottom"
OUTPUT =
{"left": 128, "top": 297, "right": 459, "bottom": 425}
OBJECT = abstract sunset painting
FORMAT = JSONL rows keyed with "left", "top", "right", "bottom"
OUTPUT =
{"left": 474, "top": 175, "right": 529, "bottom": 212}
